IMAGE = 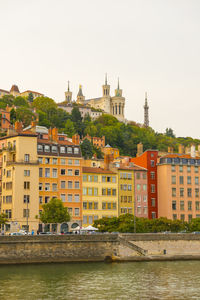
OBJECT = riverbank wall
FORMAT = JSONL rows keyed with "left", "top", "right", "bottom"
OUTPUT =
{"left": 1, "top": 234, "right": 200, "bottom": 264}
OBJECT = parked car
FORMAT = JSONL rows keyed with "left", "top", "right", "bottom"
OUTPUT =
{"left": 9, "top": 232, "right": 23, "bottom": 236}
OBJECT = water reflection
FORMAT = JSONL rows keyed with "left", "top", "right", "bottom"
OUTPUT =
{"left": 0, "top": 261, "right": 199, "bottom": 299}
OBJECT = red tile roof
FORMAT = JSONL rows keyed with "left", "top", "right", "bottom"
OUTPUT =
{"left": 37, "top": 139, "right": 74, "bottom": 146}
{"left": 83, "top": 167, "right": 116, "bottom": 174}
{"left": 162, "top": 153, "right": 200, "bottom": 159}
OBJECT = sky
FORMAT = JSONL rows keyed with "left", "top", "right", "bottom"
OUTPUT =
{"left": 1, "top": 0, "right": 200, "bottom": 138}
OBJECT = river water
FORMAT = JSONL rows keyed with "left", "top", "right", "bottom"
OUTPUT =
{"left": 0, "top": 261, "right": 199, "bottom": 299}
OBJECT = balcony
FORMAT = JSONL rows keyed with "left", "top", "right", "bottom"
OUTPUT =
{"left": 6, "top": 160, "right": 39, "bottom": 166}
{"left": 0, "top": 146, "right": 16, "bottom": 153}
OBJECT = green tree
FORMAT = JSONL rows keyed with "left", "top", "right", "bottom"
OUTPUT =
{"left": 64, "top": 119, "right": 76, "bottom": 137}
{"left": 165, "top": 128, "right": 175, "bottom": 138}
{"left": 81, "top": 138, "right": 93, "bottom": 159}
{"left": 39, "top": 198, "right": 70, "bottom": 224}
{"left": 15, "top": 107, "right": 36, "bottom": 127}
{"left": 14, "top": 96, "right": 28, "bottom": 107}
{"left": 10, "top": 108, "right": 17, "bottom": 124}
{"left": 0, "top": 213, "right": 8, "bottom": 226}
{"left": 188, "top": 218, "right": 200, "bottom": 232}
{"left": 33, "top": 96, "right": 57, "bottom": 113}
{"left": 28, "top": 92, "right": 34, "bottom": 103}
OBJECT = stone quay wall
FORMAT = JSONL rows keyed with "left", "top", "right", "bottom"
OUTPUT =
{"left": 1, "top": 234, "right": 200, "bottom": 264}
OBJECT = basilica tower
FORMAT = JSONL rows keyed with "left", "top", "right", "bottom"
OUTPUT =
{"left": 65, "top": 81, "right": 72, "bottom": 103}
{"left": 144, "top": 92, "right": 149, "bottom": 127}
{"left": 77, "top": 85, "right": 85, "bottom": 104}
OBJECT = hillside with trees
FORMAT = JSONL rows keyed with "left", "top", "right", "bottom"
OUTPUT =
{"left": 1, "top": 94, "right": 200, "bottom": 156}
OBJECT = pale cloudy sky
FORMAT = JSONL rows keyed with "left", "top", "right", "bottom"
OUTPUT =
{"left": 1, "top": 0, "right": 200, "bottom": 138}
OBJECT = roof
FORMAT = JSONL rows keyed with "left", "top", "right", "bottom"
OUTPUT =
{"left": 0, "top": 89, "right": 9, "bottom": 93}
{"left": 0, "top": 132, "right": 38, "bottom": 140}
{"left": 23, "top": 125, "right": 48, "bottom": 134}
{"left": 83, "top": 167, "right": 116, "bottom": 174}
{"left": 161, "top": 153, "right": 200, "bottom": 159}
{"left": 10, "top": 85, "right": 20, "bottom": 93}
{"left": 37, "top": 139, "right": 74, "bottom": 146}
{"left": 118, "top": 164, "right": 147, "bottom": 171}
{"left": 105, "top": 144, "right": 111, "bottom": 148}
{"left": 21, "top": 90, "right": 43, "bottom": 95}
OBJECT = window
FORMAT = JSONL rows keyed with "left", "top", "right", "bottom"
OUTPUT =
{"left": 102, "top": 176, "right": 106, "bottom": 182}
{"left": 45, "top": 158, "right": 50, "bottom": 164}
{"left": 143, "top": 195, "right": 147, "bottom": 202}
{"left": 24, "top": 154, "right": 30, "bottom": 162}
{"left": 68, "top": 194, "right": 72, "bottom": 202}
{"left": 67, "top": 147, "right": 72, "bottom": 154}
{"left": 83, "top": 175, "right": 87, "bottom": 182}
{"left": 94, "top": 188, "right": 98, "bottom": 196}
{"left": 45, "top": 196, "right": 50, "bottom": 203}
{"left": 75, "top": 160, "right": 80, "bottom": 165}
{"left": 67, "top": 169, "right": 72, "bottom": 176}
{"left": 52, "top": 146, "right": 57, "bottom": 153}
{"left": 23, "top": 195, "right": 30, "bottom": 203}
{"left": 52, "top": 169, "right": 57, "bottom": 178}
{"left": 61, "top": 169, "right": 65, "bottom": 175}
{"left": 74, "top": 147, "right": 79, "bottom": 154}
{"left": 172, "top": 200, "right": 176, "bottom": 210}
{"left": 137, "top": 195, "right": 141, "bottom": 202}
{"left": 94, "top": 175, "right": 98, "bottom": 182}
{"left": 68, "top": 159, "right": 72, "bottom": 165}
{"left": 60, "top": 146, "right": 65, "bottom": 153}
{"left": 112, "top": 189, "right": 116, "bottom": 196}
{"left": 188, "top": 214, "right": 193, "bottom": 223}
{"left": 39, "top": 196, "right": 42, "bottom": 204}
{"left": 68, "top": 208, "right": 72, "bottom": 215}
{"left": 195, "top": 177, "right": 199, "bottom": 185}
{"left": 195, "top": 188, "right": 199, "bottom": 197}
{"left": 137, "top": 206, "right": 141, "bottom": 214}
{"left": 107, "top": 203, "right": 111, "bottom": 210}
{"left": 24, "top": 182, "right": 30, "bottom": 189}
{"left": 137, "top": 184, "right": 141, "bottom": 191}
{"left": 136, "top": 172, "right": 140, "bottom": 179}
{"left": 75, "top": 194, "right": 80, "bottom": 202}
{"left": 45, "top": 168, "right": 50, "bottom": 178}
{"left": 171, "top": 176, "right": 176, "bottom": 184}
{"left": 102, "top": 202, "right": 106, "bottom": 209}
{"left": 75, "top": 181, "right": 79, "bottom": 189}
{"left": 143, "top": 173, "right": 147, "bottom": 179}
{"left": 128, "top": 173, "right": 132, "bottom": 180}
{"left": 143, "top": 184, "right": 147, "bottom": 191}
{"left": 53, "top": 158, "right": 57, "bottom": 164}
{"left": 180, "top": 214, "right": 185, "bottom": 221}
{"left": 88, "top": 216, "right": 93, "bottom": 224}
{"left": 23, "top": 209, "right": 29, "bottom": 218}
{"left": 83, "top": 187, "right": 87, "bottom": 195}
{"left": 102, "top": 189, "right": 106, "bottom": 195}
{"left": 24, "top": 170, "right": 30, "bottom": 177}
{"left": 45, "top": 183, "right": 50, "bottom": 191}
{"left": 151, "top": 184, "right": 155, "bottom": 193}
{"left": 68, "top": 181, "right": 73, "bottom": 188}
{"left": 112, "top": 174, "right": 116, "bottom": 183}
{"left": 88, "top": 175, "right": 93, "bottom": 182}
{"left": 44, "top": 145, "right": 50, "bottom": 152}
{"left": 180, "top": 201, "right": 184, "bottom": 211}
{"left": 38, "top": 157, "right": 43, "bottom": 164}
{"left": 150, "top": 172, "right": 155, "bottom": 179}
{"left": 195, "top": 166, "right": 199, "bottom": 173}
{"left": 5, "top": 196, "right": 12, "bottom": 203}
{"left": 152, "top": 212, "right": 156, "bottom": 219}
{"left": 39, "top": 183, "right": 42, "bottom": 191}
{"left": 180, "top": 188, "right": 184, "bottom": 197}
{"left": 75, "top": 208, "right": 80, "bottom": 216}
{"left": 150, "top": 160, "right": 155, "bottom": 167}
{"left": 196, "top": 201, "right": 200, "bottom": 211}
{"left": 88, "top": 202, "right": 93, "bottom": 209}
{"left": 83, "top": 202, "right": 87, "bottom": 210}
{"left": 94, "top": 202, "right": 98, "bottom": 209}
{"left": 173, "top": 214, "right": 177, "bottom": 220}
{"left": 6, "top": 170, "right": 11, "bottom": 178}
{"left": 61, "top": 194, "right": 66, "bottom": 202}
{"left": 61, "top": 158, "right": 66, "bottom": 165}
{"left": 75, "top": 170, "right": 79, "bottom": 176}
{"left": 179, "top": 176, "right": 184, "bottom": 184}
{"left": 188, "top": 201, "right": 192, "bottom": 211}
{"left": 187, "top": 188, "right": 192, "bottom": 197}
{"left": 37, "top": 144, "right": 43, "bottom": 152}
{"left": 113, "top": 202, "right": 117, "bottom": 210}
{"left": 172, "top": 188, "right": 176, "bottom": 197}
{"left": 88, "top": 188, "right": 93, "bottom": 195}
{"left": 39, "top": 168, "right": 43, "bottom": 177}
{"left": 52, "top": 183, "right": 57, "bottom": 191}
{"left": 107, "top": 188, "right": 111, "bottom": 196}
{"left": 151, "top": 198, "right": 156, "bottom": 207}
{"left": 143, "top": 207, "right": 147, "bottom": 214}
{"left": 61, "top": 181, "right": 66, "bottom": 189}
{"left": 187, "top": 166, "right": 191, "bottom": 173}
{"left": 187, "top": 176, "right": 191, "bottom": 184}
{"left": 179, "top": 165, "right": 183, "bottom": 172}
{"left": 83, "top": 216, "right": 87, "bottom": 224}
{"left": 171, "top": 165, "right": 175, "bottom": 172}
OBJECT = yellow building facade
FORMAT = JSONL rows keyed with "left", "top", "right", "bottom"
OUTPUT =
{"left": 0, "top": 133, "right": 39, "bottom": 233}
{"left": 82, "top": 167, "right": 118, "bottom": 226}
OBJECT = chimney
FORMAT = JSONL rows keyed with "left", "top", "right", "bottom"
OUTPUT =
{"left": 52, "top": 128, "right": 58, "bottom": 142}
{"left": 31, "top": 120, "right": 37, "bottom": 128}
{"left": 168, "top": 147, "right": 173, "bottom": 153}
{"left": 137, "top": 142, "right": 143, "bottom": 157}
{"left": 191, "top": 144, "right": 196, "bottom": 158}
{"left": 178, "top": 144, "right": 184, "bottom": 154}
{"left": 72, "top": 134, "right": 80, "bottom": 145}
{"left": 48, "top": 128, "right": 52, "bottom": 140}
{"left": 104, "top": 154, "right": 114, "bottom": 170}
{"left": 14, "top": 121, "right": 23, "bottom": 133}
{"left": 102, "top": 136, "right": 105, "bottom": 147}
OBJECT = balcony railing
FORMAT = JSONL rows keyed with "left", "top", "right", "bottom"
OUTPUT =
{"left": 6, "top": 160, "right": 39, "bottom": 166}
{"left": 0, "top": 146, "right": 16, "bottom": 153}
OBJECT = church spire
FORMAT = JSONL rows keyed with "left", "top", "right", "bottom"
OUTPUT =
{"left": 102, "top": 74, "right": 110, "bottom": 97}
{"left": 144, "top": 92, "right": 149, "bottom": 127}
{"left": 77, "top": 84, "right": 85, "bottom": 104}
{"left": 67, "top": 80, "right": 70, "bottom": 92}
{"left": 65, "top": 80, "right": 72, "bottom": 103}
{"left": 105, "top": 73, "right": 107, "bottom": 85}
{"left": 117, "top": 77, "right": 120, "bottom": 90}
{"left": 115, "top": 77, "right": 122, "bottom": 97}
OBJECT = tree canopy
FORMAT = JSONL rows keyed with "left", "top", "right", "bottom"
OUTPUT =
{"left": 39, "top": 198, "right": 70, "bottom": 224}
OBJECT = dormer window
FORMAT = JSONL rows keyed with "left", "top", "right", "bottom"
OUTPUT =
{"left": 60, "top": 146, "right": 65, "bottom": 153}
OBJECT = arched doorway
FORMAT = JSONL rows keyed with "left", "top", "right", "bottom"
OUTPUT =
{"left": 60, "top": 223, "right": 69, "bottom": 233}
{"left": 71, "top": 223, "right": 79, "bottom": 229}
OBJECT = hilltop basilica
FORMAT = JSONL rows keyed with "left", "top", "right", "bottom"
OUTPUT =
{"left": 63, "top": 75, "right": 125, "bottom": 122}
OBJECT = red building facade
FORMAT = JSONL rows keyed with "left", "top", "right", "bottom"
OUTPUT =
{"left": 131, "top": 150, "right": 158, "bottom": 219}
